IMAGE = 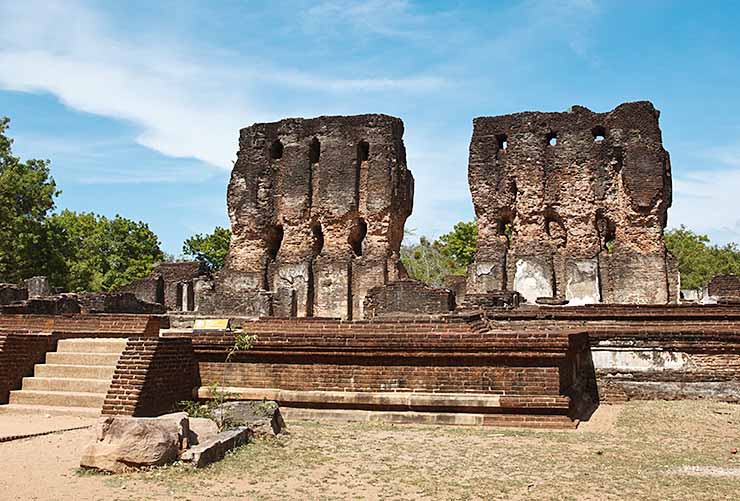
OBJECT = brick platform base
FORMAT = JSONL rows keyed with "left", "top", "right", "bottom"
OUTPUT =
{"left": 191, "top": 317, "right": 592, "bottom": 428}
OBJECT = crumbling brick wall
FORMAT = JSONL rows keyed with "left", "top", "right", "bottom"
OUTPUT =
{"left": 363, "top": 280, "right": 455, "bottom": 318}
{"left": 708, "top": 275, "right": 740, "bottom": 301}
{"left": 102, "top": 337, "right": 196, "bottom": 416}
{"left": 467, "top": 101, "right": 673, "bottom": 305}
{"left": 200, "top": 114, "right": 414, "bottom": 319}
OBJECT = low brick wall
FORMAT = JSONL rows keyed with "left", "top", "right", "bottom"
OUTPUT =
{"left": 102, "top": 337, "right": 196, "bottom": 416}
{"left": 190, "top": 317, "right": 591, "bottom": 426}
{"left": 363, "top": 280, "right": 455, "bottom": 318}
{"left": 0, "top": 314, "right": 161, "bottom": 338}
{"left": 484, "top": 304, "right": 740, "bottom": 403}
{"left": 0, "top": 333, "right": 54, "bottom": 403}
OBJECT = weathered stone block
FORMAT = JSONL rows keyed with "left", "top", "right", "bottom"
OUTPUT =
{"left": 565, "top": 258, "right": 600, "bottom": 305}
{"left": 513, "top": 258, "right": 553, "bottom": 304}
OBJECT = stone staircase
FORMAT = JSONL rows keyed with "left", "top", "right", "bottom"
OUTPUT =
{"left": 0, "top": 338, "right": 126, "bottom": 417}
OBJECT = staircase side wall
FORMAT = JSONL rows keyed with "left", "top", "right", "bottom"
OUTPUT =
{"left": 0, "top": 333, "right": 54, "bottom": 404}
{"left": 102, "top": 337, "right": 196, "bottom": 417}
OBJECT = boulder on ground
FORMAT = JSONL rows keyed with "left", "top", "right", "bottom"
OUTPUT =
{"left": 188, "top": 417, "right": 220, "bottom": 445}
{"left": 80, "top": 416, "right": 182, "bottom": 473}
{"left": 215, "top": 400, "right": 286, "bottom": 437}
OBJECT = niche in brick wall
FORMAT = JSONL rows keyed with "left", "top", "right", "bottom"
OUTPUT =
{"left": 544, "top": 208, "right": 567, "bottom": 248}
{"left": 270, "top": 139, "right": 284, "bottom": 160}
{"left": 349, "top": 218, "right": 367, "bottom": 257}
{"left": 309, "top": 137, "right": 320, "bottom": 164}
{"left": 265, "top": 224, "right": 284, "bottom": 260}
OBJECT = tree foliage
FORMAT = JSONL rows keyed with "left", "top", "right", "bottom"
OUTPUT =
{"left": 664, "top": 226, "right": 740, "bottom": 290}
{"left": 182, "top": 226, "right": 231, "bottom": 272}
{"left": 0, "top": 117, "right": 63, "bottom": 283}
{"left": 437, "top": 220, "right": 478, "bottom": 268}
{"left": 51, "top": 210, "right": 164, "bottom": 292}
{"left": 0, "top": 117, "right": 164, "bottom": 290}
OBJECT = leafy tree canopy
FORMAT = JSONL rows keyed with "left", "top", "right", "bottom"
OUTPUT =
{"left": 664, "top": 225, "right": 740, "bottom": 290}
{"left": 182, "top": 226, "right": 231, "bottom": 272}
{"left": 0, "top": 117, "right": 164, "bottom": 290}
{"left": 437, "top": 220, "right": 478, "bottom": 268}
{"left": 51, "top": 210, "right": 164, "bottom": 292}
{"left": 0, "top": 117, "right": 62, "bottom": 283}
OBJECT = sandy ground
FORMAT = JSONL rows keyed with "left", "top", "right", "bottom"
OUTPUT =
{"left": 0, "top": 415, "right": 94, "bottom": 441}
{"left": 0, "top": 401, "right": 738, "bottom": 500}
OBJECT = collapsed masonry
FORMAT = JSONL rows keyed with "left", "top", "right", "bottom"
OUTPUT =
{"left": 198, "top": 114, "right": 414, "bottom": 319}
{"left": 467, "top": 101, "right": 678, "bottom": 305}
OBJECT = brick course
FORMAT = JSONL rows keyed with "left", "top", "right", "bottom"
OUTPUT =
{"left": 0, "top": 333, "right": 54, "bottom": 403}
{"left": 102, "top": 337, "right": 195, "bottom": 416}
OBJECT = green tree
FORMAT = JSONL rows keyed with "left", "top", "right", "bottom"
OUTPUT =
{"left": 401, "top": 236, "right": 462, "bottom": 287}
{"left": 664, "top": 226, "right": 740, "bottom": 290}
{"left": 437, "top": 220, "right": 478, "bottom": 268}
{"left": 0, "top": 117, "right": 64, "bottom": 283}
{"left": 51, "top": 210, "right": 164, "bottom": 291}
{"left": 182, "top": 226, "right": 231, "bottom": 272}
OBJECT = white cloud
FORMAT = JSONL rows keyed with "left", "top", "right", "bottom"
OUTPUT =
{"left": 670, "top": 165, "right": 740, "bottom": 245}
{"left": 0, "top": 0, "right": 447, "bottom": 170}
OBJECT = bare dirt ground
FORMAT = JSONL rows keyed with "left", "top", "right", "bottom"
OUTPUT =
{"left": 1, "top": 401, "right": 739, "bottom": 500}
{"left": 0, "top": 414, "right": 94, "bottom": 441}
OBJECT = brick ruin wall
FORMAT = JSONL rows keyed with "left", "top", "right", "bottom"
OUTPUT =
{"left": 197, "top": 114, "right": 414, "bottom": 320}
{"left": 708, "top": 274, "right": 740, "bottom": 302}
{"left": 484, "top": 305, "right": 740, "bottom": 403}
{"left": 467, "top": 101, "right": 676, "bottom": 305}
{"left": 189, "top": 318, "right": 592, "bottom": 427}
{"left": 0, "top": 333, "right": 54, "bottom": 403}
{"left": 102, "top": 336, "right": 195, "bottom": 417}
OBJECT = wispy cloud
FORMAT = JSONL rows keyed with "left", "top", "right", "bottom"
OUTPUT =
{"left": 670, "top": 144, "right": 740, "bottom": 245}
{"left": 0, "top": 0, "right": 448, "bottom": 170}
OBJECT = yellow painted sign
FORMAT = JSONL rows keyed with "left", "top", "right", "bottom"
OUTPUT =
{"left": 193, "top": 318, "right": 231, "bottom": 332}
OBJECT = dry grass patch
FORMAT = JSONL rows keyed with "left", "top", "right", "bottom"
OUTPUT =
{"left": 100, "top": 401, "right": 740, "bottom": 500}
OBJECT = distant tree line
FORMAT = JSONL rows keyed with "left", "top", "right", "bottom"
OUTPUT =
{"left": 2, "top": 115, "right": 738, "bottom": 293}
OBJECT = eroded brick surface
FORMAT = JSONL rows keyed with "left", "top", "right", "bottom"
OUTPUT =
{"left": 199, "top": 114, "right": 414, "bottom": 319}
{"left": 467, "top": 101, "right": 675, "bottom": 304}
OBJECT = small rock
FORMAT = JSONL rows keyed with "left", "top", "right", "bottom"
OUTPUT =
{"left": 214, "top": 401, "right": 286, "bottom": 437}
{"left": 188, "top": 417, "right": 219, "bottom": 446}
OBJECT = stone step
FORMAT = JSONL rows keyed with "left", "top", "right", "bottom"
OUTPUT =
{"left": 34, "top": 364, "right": 115, "bottom": 380}
{"left": 9, "top": 390, "right": 106, "bottom": 408}
{"left": 0, "top": 404, "right": 101, "bottom": 418}
{"left": 56, "top": 338, "right": 128, "bottom": 354}
{"left": 45, "top": 352, "right": 120, "bottom": 366}
{"left": 21, "top": 377, "right": 111, "bottom": 393}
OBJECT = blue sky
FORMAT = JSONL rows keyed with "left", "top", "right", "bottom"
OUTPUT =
{"left": 1, "top": 0, "right": 739, "bottom": 254}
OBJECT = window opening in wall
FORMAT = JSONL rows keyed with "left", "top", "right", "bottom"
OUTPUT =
{"left": 497, "top": 212, "right": 514, "bottom": 249}
{"left": 265, "top": 224, "right": 284, "bottom": 260}
{"left": 546, "top": 132, "right": 558, "bottom": 146}
{"left": 348, "top": 218, "right": 367, "bottom": 257}
{"left": 596, "top": 210, "right": 616, "bottom": 254}
{"left": 496, "top": 134, "right": 508, "bottom": 152}
{"left": 544, "top": 209, "right": 567, "bottom": 248}
{"left": 592, "top": 126, "right": 606, "bottom": 142}
{"left": 270, "top": 139, "right": 284, "bottom": 160}
{"left": 309, "top": 137, "right": 320, "bottom": 164}
{"left": 357, "top": 140, "right": 370, "bottom": 162}
{"left": 311, "top": 223, "right": 324, "bottom": 257}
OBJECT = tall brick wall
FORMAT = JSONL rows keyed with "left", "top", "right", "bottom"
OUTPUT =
{"left": 0, "top": 333, "right": 54, "bottom": 403}
{"left": 102, "top": 337, "right": 196, "bottom": 416}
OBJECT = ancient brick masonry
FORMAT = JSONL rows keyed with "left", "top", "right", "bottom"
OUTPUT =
{"left": 467, "top": 101, "right": 676, "bottom": 304}
{"left": 102, "top": 337, "right": 196, "bottom": 416}
{"left": 191, "top": 317, "right": 593, "bottom": 428}
{"left": 198, "top": 114, "right": 414, "bottom": 320}
{"left": 0, "top": 333, "right": 54, "bottom": 403}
